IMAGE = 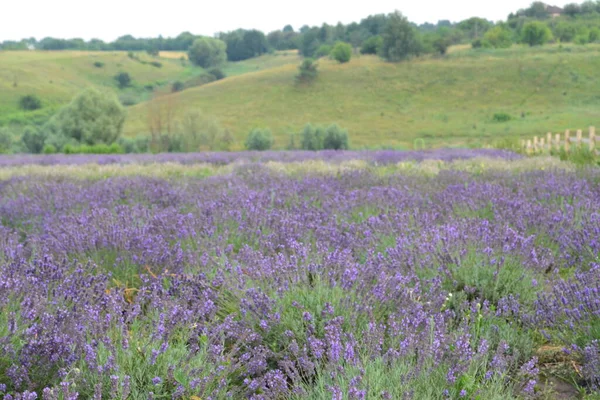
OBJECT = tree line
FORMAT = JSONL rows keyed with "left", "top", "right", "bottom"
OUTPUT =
{"left": 4, "top": 2, "right": 600, "bottom": 62}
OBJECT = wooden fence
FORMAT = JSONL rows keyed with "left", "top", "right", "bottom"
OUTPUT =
{"left": 521, "top": 126, "right": 598, "bottom": 155}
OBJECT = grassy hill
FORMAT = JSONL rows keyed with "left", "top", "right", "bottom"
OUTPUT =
{"left": 123, "top": 44, "right": 600, "bottom": 149}
{"left": 0, "top": 50, "right": 197, "bottom": 126}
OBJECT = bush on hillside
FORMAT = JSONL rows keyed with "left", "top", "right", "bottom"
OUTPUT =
{"left": 93, "top": 61, "right": 105, "bottom": 68}
{"left": 0, "top": 128, "right": 13, "bottom": 154}
{"left": 19, "top": 95, "right": 42, "bottom": 111}
{"left": 300, "top": 124, "right": 325, "bottom": 150}
{"left": 245, "top": 128, "right": 273, "bottom": 150}
{"left": 483, "top": 26, "right": 513, "bottom": 49}
{"left": 172, "top": 81, "right": 185, "bottom": 92}
{"left": 521, "top": 22, "right": 552, "bottom": 46}
{"left": 114, "top": 72, "right": 132, "bottom": 88}
{"left": 208, "top": 68, "right": 226, "bottom": 80}
{"left": 300, "top": 123, "right": 350, "bottom": 150}
{"left": 323, "top": 124, "right": 349, "bottom": 150}
{"left": 44, "top": 88, "right": 126, "bottom": 149}
{"left": 492, "top": 112, "right": 512, "bottom": 122}
{"left": 21, "top": 127, "right": 47, "bottom": 154}
{"left": 295, "top": 59, "right": 318, "bottom": 85}
{"left": 331, "top": 42, "right": 352, "bottom": 63}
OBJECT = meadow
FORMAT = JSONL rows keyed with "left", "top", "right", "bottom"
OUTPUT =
{"left": 3, "top": 44, "right": 600, "bottom": 150}
{"left": 0, "top": 150, "right": 599, "bottom": 399}
{"left": 123, "top": 44, "right": 600, "bottom": 149}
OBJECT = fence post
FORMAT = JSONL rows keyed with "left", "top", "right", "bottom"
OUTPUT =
{"left": 527, "top": 139, "right": 532, "bottom": 154}
{"left": 546, "top": 132, "right": 552, "bottom": 151}
{"left": 533, "top": 136, "right": 539, "bottom": 153}
{"left": 576, "top": 129, "right": 582, "bottom": 148}
{"left": 565, "top": 130, "right": 570, "bottom": 152}
{"left": 555, "top": 133, "right": 560, "bottom": 151}
{"left": 540, "top": 138, "right": 546, "bottom": 152}
{"left": 590, "top": 126, "right": 596, "bottom": 152}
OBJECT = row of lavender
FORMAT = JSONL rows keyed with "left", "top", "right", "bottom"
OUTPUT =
{"left": 0, "top": 162, "right": 598, "bottom": 399}
{"left": 0, "top": 148, "right": 520, "bottom": 166}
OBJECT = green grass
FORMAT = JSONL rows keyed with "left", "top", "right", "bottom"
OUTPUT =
{"left": 123, "top": 44, "right": 600, "bottom": 149}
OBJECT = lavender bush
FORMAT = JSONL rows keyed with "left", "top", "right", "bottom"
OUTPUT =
{"left": 0, "top": 153, "right": 598, "bottom": 399}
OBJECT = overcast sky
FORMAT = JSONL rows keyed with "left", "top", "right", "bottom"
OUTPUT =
{"left": 1, "top": 0, "right": 571, "bottom": 42}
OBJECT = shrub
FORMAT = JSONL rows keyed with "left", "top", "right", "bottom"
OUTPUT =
{"left": 19, "top": 95, "right": 42, "bottom": 111}
{"left": 245, "top": 128, "right": 273, "bottom": 151}
{"left": 119, "top": 94, "right": 138, "bottom": 106}
{"left": 0, "top": 127, "right": 13, "bottom": 153}
{"left": 172, "top": 81, "right": 185, "bottom": 92}
{"left": 314, "top": 44, "right": 333, "bottom": 58}
{"left": 144, "top": 84, "right": 155, "bottom": 91}
{"left": 575, "top": 34, "right": 589, "bottom": 45}
{"left": 21, "top": 127, "right": 47, "bottom": 153}
{"left": 300, "top": 124, "right": 324, "bottom": 150}
{"left": 93, "top": 61, "right": 105, "bottom": 68}
{"left": 330, "top": 42, "right": 352, "bottom": 63}
{"left": 114, "top": 72, "right": 132, "bottom": 88}
{"left": 208, "top": 68, "right": 226, "bottom": 80}
{"left": 483, "top": 26, "right": 513, "bottom": 49}
{"left": 323, "top": 124, "right": 349, "bottom": 150}
{"left": 295, "top": 59, "right": 318, "bottom": 85}
{"left": 361, "top": 35, "right": 383, "bottom": 55}
{"left": 590, "top": 29, "right": 600, "bottom": 43}
{"left": 521, "top": 22, "right": 552, "bottom": 46}
{"left": 492, "top": 112, "right": 512, "bottom": 122}
{"left": 149, "top": 61, "right": 162, "bottom": 68}
{"left": 45, "top": 88, "right": 126, "bottom": 146}
{"left": 42, "top": 144, "right": 56, "bottom": 154}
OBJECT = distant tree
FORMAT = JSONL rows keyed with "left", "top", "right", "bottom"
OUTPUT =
{"left": 323, "top": 124, "right": 349, "bottom": 150}
{"left": 295, "top": 59, "right": 318, "bottom": 84}
{"left": 298, "top": 28, "right": 321, "bottom": 57}
{"left": 590, "top": 28, "right": 600, "bottom": 43}
{"left": 19, "top": 95, "right": 42, "bottom": 111}
{"left": 521, "top": 21, "right": 552, "bottom": 46}
{"left": 483, "top": 25, "right": 513, "bottom": 48}
{"left": 521, "top": 1, "right": 550, "bottom": 19}
{"left": 563, "top": 3, "right": 582, "bottom": 16}
{"left": 456, "top": 17, "right": 493, "bottom": 40}
{"left": 188, "top": 37, "right": 227, "bottom": 68}
{"left": 331, "top": 42, "right": 352, "bottom": 63}
{"left": 114, "top": 72, "right": 131, "bottom": 88}
{"left": 45, "top": 88, "right": 126, "bottom": 146}
{"left": 283, "top": 25, "right": 294, "bottom": 33}
{"left": 245, "top": 128, "right": 273, "bottom": 150}
{"left": 360, "top": 35, "right": 383, "bottom": 54}
{"left": 360, "top": 14, "right": 389, "bottom": 36}
{"left": 381, "top": 11, "right": 422, "bottom": 62}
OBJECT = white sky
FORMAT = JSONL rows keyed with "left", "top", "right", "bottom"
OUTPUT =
{"left": 0, "top": 0, "right": 571, "bottom": 42}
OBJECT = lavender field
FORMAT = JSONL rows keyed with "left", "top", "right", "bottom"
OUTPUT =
{"left": 0, "top": 151, "right": 599, "bottom": 399}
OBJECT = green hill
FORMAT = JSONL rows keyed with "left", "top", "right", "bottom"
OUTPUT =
{"left": 123, "top": 44, "right": 600, "bottom": 149}
{"left": 0, "top": 50, "right": 197, "bottom": 125}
